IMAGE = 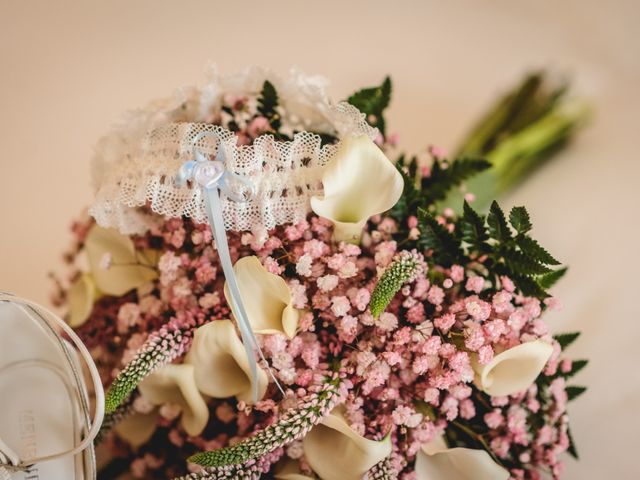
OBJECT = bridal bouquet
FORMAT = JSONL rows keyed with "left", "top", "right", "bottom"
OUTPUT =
{"left": 53, "top": 67, "right": 588, "bottom": 480}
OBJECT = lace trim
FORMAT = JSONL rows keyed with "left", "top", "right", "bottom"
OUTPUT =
{"left": 89, "top": 103, "right": 376, "bottom": 234}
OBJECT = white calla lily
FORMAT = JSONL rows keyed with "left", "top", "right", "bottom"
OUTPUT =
{"left": 224, "top": 256, "right": 299, "bottom": 338}
{"left": 114, "top": 411, "right": 158, "bottom": 448}
{"left": 67, "top": 273, "right": 101, "bottom": 327}
{"left": 274, "top": 458, "right": 315, "bottom": 480}
{"left": 311, "top": 135, "right": 404, "bottom": 243}
{"left": 302, "top": 406, "right": 392, "bottom": 480}
{"left": 472, "top": 340, "right": 553, "bottom": 397}
{"left": 85, "top": 224, "right": 158, "bottom": 296}
{"left": 415, "top": 436, "right": 509, "bottom": 480}
{"left": 185, "top": 319, "right": 268, "bottom": 403}
{"left": 138, "top": 363, "right": 209, "bottom": 436}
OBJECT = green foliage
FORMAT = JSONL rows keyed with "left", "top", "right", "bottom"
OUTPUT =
{"left": 538, "top": 267, "right": 568, "bottom": 289}
{"left": 415, "top": 201, "right": 564, "bottom": 299}
{"left": 553, "top": 331, "right": 581, "bottom": 349}
{"left": 189, "top": 375, "right": 342, "bottom": 468}
{"left": 461, "top": 200, "right": 489, "bottom": 246}
{"left": 257, "top": 80, "right": 281, "bottom": 131}
{"left": 516, "top": 236, "right": 559, "bottom": 265}
{"left": 487, "top": 201, "right": 512, "bottom": 243}
{"left": 390, "top": 156, "right": 491, "bottom": 225}
{"left": 104, "top": 325, "right": 187, "bottom": 413}
{"left": 347, "top": 76, "right": 392, "bottom": 135}
{"left": 445, "top": 72, "right": 588, "bottom": 213}
{"left": 370, "top": 252, "right": 425, "bottom": 318}
{"left": 509, "top": 206, "right": 532, "bottom": 234}
{"left": 426, "top": 158, "right": 492, "bottom": 207}
{"left": 567, "top": 427, "right": 579, "bottom": 459}
{"left": 418, "top": 208, "right": 463, "bottom": 265}
{"left": 560, "top": 359, "right": 589, "bottom": 379}
{"left": 566, "top": 385, "right": 587, "bottom": 401}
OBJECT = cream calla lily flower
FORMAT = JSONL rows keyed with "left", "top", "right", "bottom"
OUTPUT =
{"left": 415, "top": 436, "right": 509, "bottom": 480}
{"left": 138, "top": 363, "right": 209, "bottom": 436}
{"left": 224, "top": 256, "right": 299, "bottom": 338}
{"left": 85, "top": 224, "right": 158, "bottom": 296}
{"left": 114, "top": 411, "right": 158, "bottom": 448}
{"left": 472, "top": 340, "right": 553, "bottom": 397}
{"left": 302, "top": 406, "right": 392, "bottom": 480}
{"left": 185, "top": 319, "right": 268, "bottom": 403}
{"left": 311, "top": 135, "right": 404, "bottom": 243}
{"left": 67, "top": 273, "right": 101, "bottom": 327}
{"left": 274, "top": 458, "right": 315, "bottom": 480}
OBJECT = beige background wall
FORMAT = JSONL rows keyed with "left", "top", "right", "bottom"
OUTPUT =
{"left": 1, "top": 1, "right": 638, "bottom": 477}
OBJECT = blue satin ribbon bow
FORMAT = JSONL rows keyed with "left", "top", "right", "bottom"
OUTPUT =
{"left": 177, "top": 131, "right": 284, "bottom": 402}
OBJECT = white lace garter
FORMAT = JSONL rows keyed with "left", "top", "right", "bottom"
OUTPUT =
{"left": 89, "top": 67, "right": 377, "bottom": 234}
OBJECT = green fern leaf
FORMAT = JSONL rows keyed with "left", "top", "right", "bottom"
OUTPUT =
{"left": 553, "top": 331, "right": 581, "bottom": 349}
{"left": 561, "top": 359, "right": 588, "bottom": 379}
{"left": 487, "top": 201, "right": 512, "bottom": 242}
{"left": 418, "top": 208, "right": 463, "bottom": 265}
{"left": 347, "top": 76, "right": 392, "bottom": 134}
{"left": 538, "top": 267, "right": 567, "bottom": 289}
{"left": 509, "top": 206, "right": 532, "bottom": 234}
{"left": 504, "top": 249, "right": 552, "bottom": 275}
{"left": 517, "top": 236, "right": 560, "bottom": 265}
{"left": 566, "top": 385, "right": 587, "bottom": 401}
{"left": 461, "top": 200, "right": 489, "bottom": 247}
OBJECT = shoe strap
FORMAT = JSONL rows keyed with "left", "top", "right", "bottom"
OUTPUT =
{"left": 0, "top": 292, "right": 105, "bottom": 469}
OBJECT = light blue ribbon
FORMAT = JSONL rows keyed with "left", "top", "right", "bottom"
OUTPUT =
{"left": 177, "top": 131, "right": 284, "bottom": 402}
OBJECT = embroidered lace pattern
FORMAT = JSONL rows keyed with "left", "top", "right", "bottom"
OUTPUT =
{"left": 89, "top": 105, "right": 376, "bottom": 234}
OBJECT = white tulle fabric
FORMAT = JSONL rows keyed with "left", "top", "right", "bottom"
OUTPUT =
{"left": 89, "top": 66, "right": 377, "bottom": 235}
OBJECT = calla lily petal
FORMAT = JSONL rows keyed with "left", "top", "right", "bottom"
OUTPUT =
{"left": 311, "top": 135, "right": 403, "bottom": 243}
{"left": 302, "top": 406, "right": 392, "bottom": 480}
{"left": 85, "top": 224, "right": 158, "bottom": 296}
{"left": 274, "top": 458, "right": 316, "bottom": 480}
{"left": 114, "top": 411, "right": 158, "bottom": 448}
{"left": 416, "top": 436, "right": 509, "bottom": 480}
{"left": 185, "top": 319, "right": 268, "bottom": 403}
{"left": 224, "top": 256, "right": 300, "bottom": 338}
{"left": 472, "top": 340, "right": 553, "bottom": 397}
{"left": 67, "top": 273, "right": 100, "bottom": 327}
{"left": 138, "top": 363, "right": 209, "bottom": 436}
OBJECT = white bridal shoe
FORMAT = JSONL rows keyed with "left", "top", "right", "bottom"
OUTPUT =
{"left": 0, "top": 292, "right": 104, "bottom": 479}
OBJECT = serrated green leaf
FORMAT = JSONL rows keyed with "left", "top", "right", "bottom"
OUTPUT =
{"left": 554, "top": 331, "right": 581, "bottom": 349}
{"left": 561, "top": 359, "right": 588, "bottom": 379}
{"left": 567, "top": 427, "right": 579, "bottom": 459}
{"left": 504, "top": 248, "right": 553, "bottom": 275}
{"left": 538, "top": 267, "right": 567, "bottom": 289}
{"left": 418, "top": 208, "right": 462, "bottom": 265}
{"left": 461, "top": 200, "right": 489, "bottom": 247}
{"left": 487, "top": 201, "right": 512, "bottom": 242}
{"left": 347, "top": 76, "right": 392, "bottom": 135}
{"left": 257, "top": 80, "right": 281, "bottom": 130}
{"left": 566, "top": 385, "right": 587, "bottom": 401}
{"left": 428, "top": 158, "right": 491, "bottom": 207}
{"left": 510, "top": 273, "right": 550, "bottom": 299}
{"left": 517, "top": 236, "right": 560, "bottom": 265}
{"left": 509, "top": 206, "right": 532, "bottom": 234}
